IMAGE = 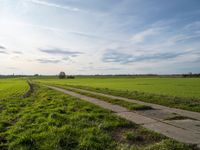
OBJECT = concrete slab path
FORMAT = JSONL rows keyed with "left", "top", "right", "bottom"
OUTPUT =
{"left": 46, "top": 85, "right": 200, "bottom": 147}
{"left": 64, "top": 86, "right": 200, "bottom": 121}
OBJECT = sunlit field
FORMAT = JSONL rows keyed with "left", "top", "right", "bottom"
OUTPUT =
{"left": 1, "top": 0, "right": 200, "bottom": 149}
{"left": 35, "top": 77, "right": 200, "bottom": 99}
{"left": 1, "top": 79, "right": 195, "bottom": 149}
{"left": 0, "top": 78, "right": 29, "bottom": 99}
{"left": 35, "top": 77, "right": 200, "bottom": 112}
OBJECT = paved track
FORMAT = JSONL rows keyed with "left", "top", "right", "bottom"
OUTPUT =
{"left": 46, "top": 85, "right": 200, "bottom": 147}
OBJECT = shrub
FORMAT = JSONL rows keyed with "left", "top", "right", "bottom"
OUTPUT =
{"left": 67, "top": 75, "right": 75, "bottom": 79}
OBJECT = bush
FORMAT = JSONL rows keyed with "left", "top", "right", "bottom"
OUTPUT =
{"left": 67, "top": 76, "right": 75, "bottom": 79}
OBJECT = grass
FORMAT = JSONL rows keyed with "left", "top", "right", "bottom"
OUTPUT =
{"left": 34, "top": 77, "right": 200, "bottom": 99}
{"left": 34, "top": 77, "right": 200, "bottom": 112}
{"left": 123, "top": 129, "right": 162, "bottom": 144}
{"left": 0, "top": 78, "right": 29, "bottom": 99}
{"left": 0, "top": 80, "right": 197, "bottom": 149}
{"left": 70, "top": 85, "right": 200, "bottom": 112}
{"left": 53, "top": 85, "right": 152, "bottom": 111}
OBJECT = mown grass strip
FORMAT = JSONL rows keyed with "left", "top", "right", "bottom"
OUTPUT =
{"left": 53, "top": 85, "right": 152, "bottom": 111}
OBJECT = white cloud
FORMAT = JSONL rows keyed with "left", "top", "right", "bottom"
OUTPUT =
{"left": 130, "top": 28, "right": 160, "bottom": 43}
{"left": 26, "top": 0, "right": 84, "bottom": 12}
{"left": 184, "top": 21, "right": 200, "bottom": 30}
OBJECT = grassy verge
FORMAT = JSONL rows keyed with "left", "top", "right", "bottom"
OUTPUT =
{"left": 0, "top": 84, "right": 197, "bottom": 149}
{"left": 57, "top": 84, "right": 200, "bottom": 112}
{"left": 53, "top": 85, "right": 151, "bottom": 111}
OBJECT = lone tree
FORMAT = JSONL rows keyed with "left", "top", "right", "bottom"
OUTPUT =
{"left": 58, "top": 71, "right": 66, "bottom": 79}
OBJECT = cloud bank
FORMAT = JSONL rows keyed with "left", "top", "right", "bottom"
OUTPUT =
{"left": 102, "top": 49, "right": 192, "bottom": 64}
{"left": 36, "top": 58, "right": 61, "bottom": 64}
{"left": 0, "top": 45, "right": 6, "bottom": 49}
{"left": 39, "top": 48, "right": 83, "bottom": 57}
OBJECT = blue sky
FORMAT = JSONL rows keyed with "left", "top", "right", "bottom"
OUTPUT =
{"left": 0, "top": 0, "right": 200, "bottom": 75}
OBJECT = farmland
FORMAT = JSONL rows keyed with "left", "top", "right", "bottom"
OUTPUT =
{"left": 0, "top": 78, "right": 195, "bottom": 150}
{"left": 0, "top": 78, "right": 29, "bottom": 99}
{"left": 35, "top": 77, "right": 200, "bottom": 112}
{"left": 1, "top": 0, "right": 200, "bottom": 149}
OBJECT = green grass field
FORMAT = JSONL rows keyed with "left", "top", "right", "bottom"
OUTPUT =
{"left": 35, "top": 77, "right": 200, "bottom": 99}
{"left": 1, "top": 80, "right": 195, "bottom": 150}
{"left": 35, "top": 77, "right": 200, "bottom": 112}
{"left": 0, "top": 78, "right": 29, "bottom": 99}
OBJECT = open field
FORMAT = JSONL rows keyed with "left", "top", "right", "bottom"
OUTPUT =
{"left": 0, "top": 78, "right": 29, "bottom": 99}
{"left": 34, "top": 77, "right": 200, "bottom": 112}
{"left": 1, "top": 0, "right": 200, "bottom": 149}
{"left": 1, "top": 80, "right": 196, "bottom": 150}
{"left": 34, "top": 77, "right": 200, "bottom": 98}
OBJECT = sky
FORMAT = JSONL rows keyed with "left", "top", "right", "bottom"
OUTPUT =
{"left": 0, "top": 0, "right": 200, "bottom": 75}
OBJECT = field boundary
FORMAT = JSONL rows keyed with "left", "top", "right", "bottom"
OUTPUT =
{"left": 22, "top": 80, "right": 34, "bottom": 98}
